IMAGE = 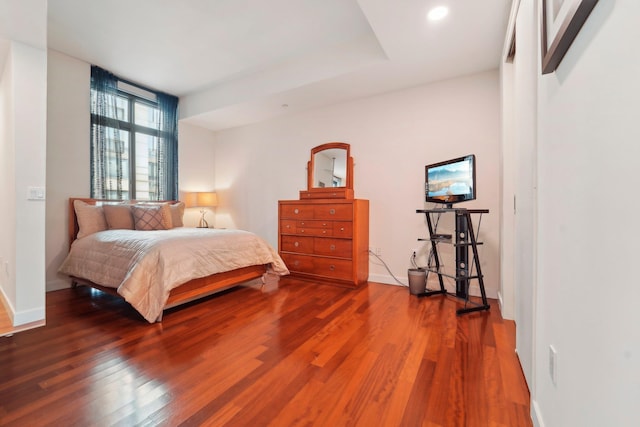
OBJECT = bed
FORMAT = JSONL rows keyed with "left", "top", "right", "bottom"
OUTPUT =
{"left": 58, "top": 198, "right": 289, "bottom": 322}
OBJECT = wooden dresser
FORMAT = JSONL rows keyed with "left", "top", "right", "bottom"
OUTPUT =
{"left": 278, "top": 198, "right": 369, "bottom": 287}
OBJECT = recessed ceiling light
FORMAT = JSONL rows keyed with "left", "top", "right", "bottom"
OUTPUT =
{"left": 427, "top": 6, "right": 449, "bottom": 21}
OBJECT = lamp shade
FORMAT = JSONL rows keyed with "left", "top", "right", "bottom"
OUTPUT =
{"left": 185, "top": 192, "right": 218, "bottom": 208}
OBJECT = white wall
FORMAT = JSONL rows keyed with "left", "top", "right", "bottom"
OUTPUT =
{"left": 178, "top": 121, "right": 217, "bottom": 228}
{"left": 214, "top": 70, "right": 502, "bottom": 297}
{"left": 507, "top": 0, "right": 539, "bottom": 390}
{"left": 0, "top": 41, "right": 47, "bottom": 325}
{"left": 535, "top": 1, "right": 640, "bottom": 426}
{"left": 45, "top": 52, "right": 217, "bottom": 288}
{"left": 45, "top": 50, "right": 90, "bottom": 291}
{"left": 504, "top": 1, "right": 640, "bottom": 426}
{"left": 0, "top": 41, "right": 16, "bottom": 308}
{"left": 500, "top": 31, "right": 516, "bottom": 321}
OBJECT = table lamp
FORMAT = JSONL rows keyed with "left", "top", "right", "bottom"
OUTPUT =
{"left": 186, "top": 191, "right": 218, "bottom": 228}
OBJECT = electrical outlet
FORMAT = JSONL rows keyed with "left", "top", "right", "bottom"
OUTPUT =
{"left": 549, "top": 345, "right": 558, "bottom": 386}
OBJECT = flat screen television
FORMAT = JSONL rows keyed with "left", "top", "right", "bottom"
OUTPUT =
{"left": 425, "top": 154, "right": 476, "bottom": 208}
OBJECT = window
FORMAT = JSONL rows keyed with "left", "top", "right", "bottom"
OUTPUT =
{"left": 90, "top": 66, "right": 178, "bottom": 201}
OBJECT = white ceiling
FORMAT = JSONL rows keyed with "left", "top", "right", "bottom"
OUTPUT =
{"left": 0, "top": 0, "right": 47, "bottom": 72}
{"left": 14, "top": 0, "right": 511, "bottom": 131}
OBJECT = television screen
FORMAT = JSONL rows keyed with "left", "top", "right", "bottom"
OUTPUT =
{"left": 425, "top": 154, "right": 476, "bottom": 207}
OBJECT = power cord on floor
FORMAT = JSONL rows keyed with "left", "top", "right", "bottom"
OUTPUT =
{"left": 369, "top": 249, "right": 407, "bottom": 286}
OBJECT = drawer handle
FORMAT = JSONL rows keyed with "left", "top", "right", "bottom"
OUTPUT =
{"left": 294, "top": 261, "right": 299, "bottom": 267}
{"left": 294, "top": 208, "right": 299, "bottom": 214}
{"left": 330, "top": 244, "right": 336, "bottom": 251}
{"left": 300, "top": 229, "right": 305, "bottom": 233}
{"left": 340, "top": 227, "right": 345, "bottom": 231}
{"left": 332, "top": 193, "right": 337, "bottom": 196}
{"left": 329, "top": 265, "right": 335, "bottom": 271}
{"left": 294, "top": 241, "right": 299, "bottom": 247}
{"left": 329, "top": 209, "right": 336, "bottom": 215}
{"left": 286, "top": 224, "right": 291, "bottom": 229}
{"left": 322, "top": 223, "right": 327, "bottom": 226}
{"left": 322, "top": 230, "right": 327, "bottom": 234}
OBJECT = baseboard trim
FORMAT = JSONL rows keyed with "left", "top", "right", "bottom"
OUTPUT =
{"left": 367, "top": 273, "right": 497, "bottom": 299}
{"left": 367, "top": 273, "right": 406, "bottom": 287}
{"left": 14, "top": 306, "right": 45, "bottom": 326}
{"left": 531, "top": 398, "right": 545, "bottom": 427}
{"left": 47, "top": 278, "right": 72, "bottom": 292}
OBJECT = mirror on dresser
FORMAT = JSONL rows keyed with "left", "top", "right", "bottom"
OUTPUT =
{"left": 303, "top": 142, "right": 354, "bottom": 200}
{"left": 312, "top": 147, "right": 347, "bottom": 188}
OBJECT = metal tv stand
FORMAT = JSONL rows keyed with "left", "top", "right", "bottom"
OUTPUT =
{"left": 415, "top": 208, "right": 490, "bottom": 315}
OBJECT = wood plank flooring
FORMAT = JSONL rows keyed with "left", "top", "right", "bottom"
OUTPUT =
{"left": 0, "top": 298, "right": 12, "bottom": 334}
{"left": 0, "top": 277, "right": 531, "bottom": 426}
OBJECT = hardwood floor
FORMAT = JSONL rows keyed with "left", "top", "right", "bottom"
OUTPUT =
{"left": 0, "top": 278, "right": 531, "bottom": 426}
{"left": 0, "top": 297, "right": 12, "bottom": 335}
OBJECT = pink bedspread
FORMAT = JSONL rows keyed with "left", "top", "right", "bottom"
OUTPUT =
{"left": 59, "top": 228, "right": 289, "bottom": 322}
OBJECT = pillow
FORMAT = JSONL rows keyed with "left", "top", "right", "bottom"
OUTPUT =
{"left": 103, "top": 204, "right": 134, "bottom": 230}
{"left": 170, "top": 202, "right": 185, "bottom": 227}
{"left": 131, "top": 204, "right": 172, "bottom": 230}
{"left": 74, "top": 200, "right": 108, "bottom": 239}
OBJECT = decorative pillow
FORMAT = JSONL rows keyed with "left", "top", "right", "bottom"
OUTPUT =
{"left": 131, "top": 204, "right": 172, "bottom": 230}
{"left": 74, "top": 200, "right": 108, "bottom": 239}
{"left": 170, "top": 202, "right": 185, "bottom": 227}
{"left": 103, "top": 204, "right": 134, "bottom": 230}
{"left": 136, "top": 202, "right": 174, "bottom": 228}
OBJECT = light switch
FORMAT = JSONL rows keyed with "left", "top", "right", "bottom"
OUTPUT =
{"left": 27, "top": 186, "right": 46, "bottom": 200}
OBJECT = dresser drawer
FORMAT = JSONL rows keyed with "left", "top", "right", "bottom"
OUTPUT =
{"left": 297, "top": 220, "right": 332, "bottom": 229}
{"left": 313, "top": 204, "right": 353, "bottom": 220}
{"left": 314, "top": 238, "right": 352, "bottom": 258}
{"left": 297, "top": 227, "right": 333, "bottom": 237}
{"left": 280, "top": 235, "right": 314, "bottom": 253}
{"left": 280, "top": 204, "right": 314, "bottom": 219}
{"left": 312, "top": 257, "right": 353, "bottom": 280}
{"left": 281, "top": 253, "right": 315, "bottom": 273}
{"left": 280, "top": 220, "right": 297, "bottom": 234}
{"left": 281, "top": 253, "right": 353, "bottom": 281}
{"left": 332, "top": 221, "right": 352, "bottom": 238}
{"left": 299, "top": 189, "right": 353, "bottom": 199}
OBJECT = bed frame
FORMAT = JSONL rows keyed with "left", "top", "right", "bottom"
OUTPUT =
{"left": 67, "top": 198, "right": 269, "bottom": 321}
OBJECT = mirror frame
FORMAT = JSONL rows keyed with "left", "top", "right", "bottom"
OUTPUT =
{"left": 305, "top": 142, "right": 354, "bottom": 199}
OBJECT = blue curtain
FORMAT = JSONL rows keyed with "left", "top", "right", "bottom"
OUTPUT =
{"left": 156, "top": 92, "right": 179, "bottom": 201}
{"left": 90, "top": 65, "right": 179, "bottom": 200}
{"left": 90, "top": 66, "right": 124, "bottom": 199}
